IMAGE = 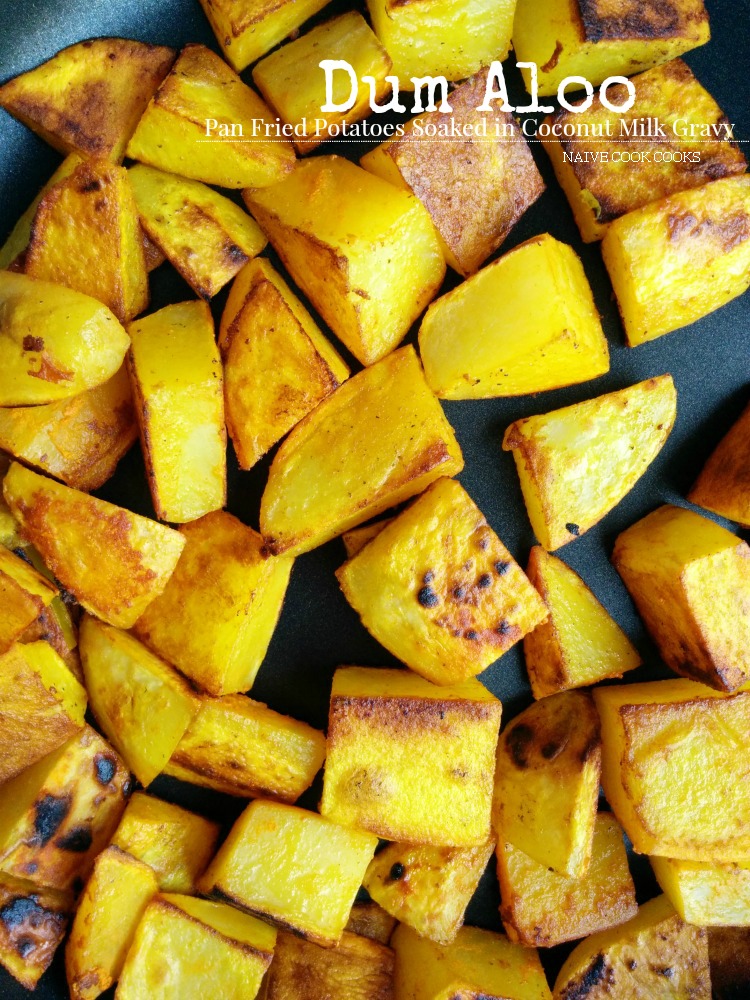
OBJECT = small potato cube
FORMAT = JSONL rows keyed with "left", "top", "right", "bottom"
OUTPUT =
{"left": 494, "top": 691, "right": 601, "bottom": 877}
{"left": 245, "top": 157, "right": 445, "bottom": 366}
{"left": 651, "top": 855, "right": 750, "bottom": 926}
{"left": 364, "top": 840, "right": 494, "bottom": 945}
{"left": 337, "top": 478, "right": 548, "bottom": 686}
{"left": 524, "top": 547, "right": 641, "bottom": 699}
{"left": 117, "top": 894, "right": 276, "bottom": 1000}
{"left": 126, "top": 44, "right": 296, "bottom": 189}
{"left": 0, "top": 725, "right": 130, "bottom": 891}
{"left": 111, "top": 792, "right": 219, "bottom": 894}
{"left": 219, "top": 259, "right": 348, "bottom": 470}
{"left": 127, "top": 301, "right": 226, "bottom": 524}
{"left": 419, "top": 234, "right": 608, "bottom": 399}
{"left": 254, "top": 13, "right": 392, "bottom": 154}
{"left": 361, "top": 74, "right": 544, "bottom": 276}
{"left": 132, "top": 511, "right": 293, "bottom": 695}
{"left": 594, "top": 679, "right": 750, "bottom": 860}
{"left": 602, "top": 175, "right": 750, "bottom": 346}
{"left": 498, "top": 814, "right": 637, "bottom": 947}
{"left": 0, "top": 873, "right": 71, "bottom": 990}
{"left": 513, "top": 0, "right": 710, "bottom": 96}
{"left": 709, "top": 927, "right": 750, "bottom": 999}
{"left": 128, "top": 165, "right": 266, "bottom": 299}
{"left": 553, "top": 895, "right": 710, "bottom": 999}
{"left": 264, "top": 930, "right": 395, "bottom": 1000}
{"left": 346, "top": 902, "right": 397, "bottom": 944}
{"left": 503, "top": 375, "right": 676, "bottom": 551}
{"left": 200, "top": 800, "right": 378, "bottom": 947}
{"left": 320, "top": 667, "right": 502, "bottom": 847}
{"left": 0, "top": 546, "right": 58, "bottom": 654}
{"left": 689, "top": 401, "right": 750, "bottom": 526}
{"left": 392, "top": 923, "right": 551, "bottom": 1000}
{"left": 66, "top": 845, "right": 158, "bottom": 1000}
{"left": 342, "top": 519, "right": 392, "bottom": 559}
{"left": 542, "top": 60, "right": 746, "bottom": 243}
{"left": 163, "top": 694, "right": 325, "bottom": 802}
{"left": 613, "top": 504, "right": 750, "bottom": 691}
{"left": 261, "top": 347, "right": 462, "bottom": 556}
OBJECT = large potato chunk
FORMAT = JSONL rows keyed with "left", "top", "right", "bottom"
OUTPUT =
{"left": 503, "top": 375, "right": 676, "bottom": 550}
{"left": 264, "top": 930, "right": 395, "bottom": 1000}
{"left": 0, "top": 873, "right": 71, "bottom": 990}
{"left": 337, "top": 478, "right": 547, "bottom": 686}
{"left": 200, "top": 800, "right": 378, "bottom": 948}
{"left": 3, "top": 464, "right": 184, "bottom": 627}
{"left": 245, "top": 158, "right": 446, "bottom": 366}
{"left": 0, "top": 272, "right": 130, "bottom": 406}
{"left": 320, "top": 667, "right": 502, "bottom": 847}
{"left": 689, "top": 400, "right": 750, "bottom": 526}
{"left": 419, "top": 235, "right": 608, "bottom": 399}
{"left": 613, "top": 505, "right": 750, "bottom": 691}
{"left": 0, "top": 39, "right": 174, "bottom": 162}
{"left": 260, "top": 346, "right": 463, "bottom": 556}
{"left": 651, "top": 855, "right": 750, "bottom": 926}
{"left": 513, "top": 0, "right": 710, "bottom": 95}
{"left": 0, "top": 546, "right": 57, "bottom": 653}
{"left": 594, "top": 679, "right": 750, "bottom": 860}
{"left": 126, "top": 44, "right": 296, "bottom": 189}
{"left": 127, "top": 301, "right": 226, "bottom": 523}
{"left": 602, "top": 175, "right": 750, "bottom": 346}
{"left": 219, "top": 259, "right": 348, "bottom": 469}
{"left": 132, "top": 510, "right": 293, "bottom": 695}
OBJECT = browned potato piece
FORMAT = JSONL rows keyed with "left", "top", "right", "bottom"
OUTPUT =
{"left": 345, "top": 902, "right": 397, "bottom": 945}
{"left": 0, "top": 873, "right": 72, "bottom": 990}
{"left": 264, "top": 930, "right": 395, "bottom": 1000}
{"left": 0, "top": 545, "right": 58, "bottom": 654}
{"left": 689, "top": 401, "right": 750, "bottom": 527}
{"left": 709, "top": 927, "right": 750, "bottom": 999}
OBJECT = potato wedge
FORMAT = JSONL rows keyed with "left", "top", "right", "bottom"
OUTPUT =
{"left": 346, "top": 902, "right": 397, "bottom": 945}
{"left": 0, "top": 545, "right": 58, "bottom": 654}
{"left": 0, "top": 873, "right": 71, "bottom": 990}
{"left": 689, "top": 400, "right": 750, "bottom": 526}
{"left": 651, "top": 855, "right": 750, "bottom": 926}
{"left": 709, "top": 927, "right": 750, "bottom": 999}
{"left": 264, "top": 930, "right": 395, "bottom": 1000}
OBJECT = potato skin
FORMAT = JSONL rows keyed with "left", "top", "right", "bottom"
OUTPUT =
{"left": 264, "top": 930, "right": 395, "bottom": 1000}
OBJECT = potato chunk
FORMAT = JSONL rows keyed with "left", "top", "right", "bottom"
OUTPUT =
{"left": 126, "top": 44, "right": 295, "bottom": 189}
{"left": 3, "top": 463, "right": 185, "bottom": 628}
{"left": 613, "top": 504, "right": 750, "bottom": 691}
{"left": 361, "top": 74, "right": 544, "bottom": 276}
{"left": 219, "top": 259, "right": 348, "bottom": 469}
{"left": 346, "top": 902, "right": 397, "bottom": 944}
{"left": 513, "top": 0, "right": 710, "bottom": 96}
{"left": 594, "top": 679, "right": 750, "bottom": 860}
{"left": 419, "top": 235, "right": 608, "bottom": 398}
{"left": 0, "top": 272, "right": 130, "bottom": 407}
{"left": 0, "top": 873, "right": 71, "bottom": 990}
{"left": 245, "top": 158, "right": 445, "bottom": 365}
{"left": 200, "top": 800, "right": 378, "bottom": 947}
{"left": 542, "top": 60, "right": 746, "bottom": 243}
{"left": 337, "top": 478, "right": 547, "bottom": 686}
{"left": 321, "top": 667, "right": 502, "bottom": 847}
{"left": 498, "top": 814, "right": 637, "bottom": 947}
{"left": 0, "top": 546, "right": 58, "bottom": 653}
{"left": 602, "top": 175, "right": 750, "bottom": 346}
{"left": 260, "top": 346, "right": 463, "bottom": 556}
{"left": 0, "top": 39, "right": 174, "bottom": 162}
{"left": 132, "top": 510, "right": 293, "bottom": 695}
{"left": 553, "top": 895, "right": 710, "bottom": 999}
{"left": 524, "top": 547, "right": 641, "bottom": 699}
{"left": 127, "top": 301, "right": 226, "bottom": 523}
{"left": 264, "top": 930, "right": 395, "bottom": 1000}
{"left": 503, "top": 375, "right": 676, "bottom": 550}
{"left": 689, "top": 400, "right": 750, "bottom": 526}
{"left": 651, "top": 855, "right": 750, "bottom": 926}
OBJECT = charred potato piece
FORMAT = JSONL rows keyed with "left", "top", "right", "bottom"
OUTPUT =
{"left": 345, "top": 902, "right": 397, "bottom": 945}
{"left": 0, "top": 546, "right": 57, "bottom": 653}
{"left": 709, "top": 926, "right": 750, "bottom": 999}
{"left": 689, "top": 400, "right": 750, "bottom": 527}
{"left": 651, "top": 855, "right": 750, "bottom": 926}
{"left": 0, "top": 873, "right": 72, "bottom": 990}
{"left": 264, "top": 930, "right": 395, "bottom": 1000}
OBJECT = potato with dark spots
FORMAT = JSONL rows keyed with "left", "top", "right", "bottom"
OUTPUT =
{"left": 689, "top": 400, "right": 750, "bottom": 527}
{"left": 0, "top": 873, "right": 72, "bottom": 990}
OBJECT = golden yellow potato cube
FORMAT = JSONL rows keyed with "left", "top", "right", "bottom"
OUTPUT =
{"left": 245, "top": 157, "right": 445, "bottom": 366}
{"left": 594, "top": 679, "right": 750, "bottom": 860}
{"left": 0, "top": 873, "right": 71, "bottom": 990}
{"left": 524, "top": 546, "right": 641, "bottom": 699}
{"left": 110, "top": 792, "right": 219, "bottom": 894}
{"left": 342, "top": 519, "right": 392, "bottom": 559}
{"left": 127, "top": 300, "right": 226, "bottom": 523}
{"left": 254, "top": 12, "right": 392, "bottom": 154}
{"left": 0, "top": 272, "right": 130, "bottom": 407}
{"left": 117, "top": 893, "right": 276, "bottom": 1000}
{"left": 320, "top": 667, "right": 502, "bottom": 847}
{"left": 709, "top": 927, "right": 750, "bottom": 999}
{"left": 66, "top": 845, "right": 157, "bottom": 1000}
{"left": 689, "top": 401, "right": 750, "bottom": 527}
{"left": 392, "top": 923, "right": 552, "bottom": 1000}
{"left": 132, "top": 510, "right": 293, "bottom": 695}
{"left": 264, "top": 930, "right": 395, "bottom": 1000}
{"left": 364, "top": 840, "right": 494, "bottom": 945}
{"left": 219, "top": 259, "right": 349, "bottom": 470}
{"left": 345, "top": 902, "right": 397, "bottom": 944}
{"left": 503, "top": 375, "right": 677, "bottom": 551}
{"left": 3, "top": 463, "right": 185, "bottom": 629}
{"left": 361, "top": 74, "right": 544, "bottom": 276}
{"left": 513, "top": 0, "right": 710, "bottom": 96}
{"left": 651, "top": 855, "right": 750, "bottom": 927}
{"left": 602, "top": 175, "right": 750, "bottom": 346}
{"left": 542, "top": 60, "right": 746, "bottom": 243}
{"left": 163, "top": 693, "right": 325, "bottom": 802}
{"left": 337, "top": 478, "right": 548, "bottom": 686}
{"left": 553, "top": 894, "right": 710, "bottom": 999}
{"left": 498, "top": 813, "right": 637, "bottom": 947}
{"left": 260, "top": 346, "right": 463, "bottom": 556}
{"left": 200, "top": 800, "right": 378, "bottom": 947}
{"left": 126, "top": 44, "right": 296, "bottom": 189}
{"left": 613, "top": 504, "right": 750, "bottom": 691}
{"left": 0, "top": 546, "right": 58, "bottom": 654}
{"left": 419, "top": 234, "right": 608, "bottom": 399}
